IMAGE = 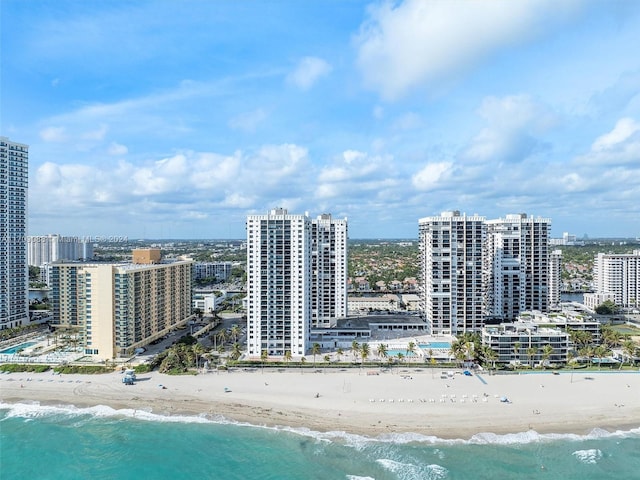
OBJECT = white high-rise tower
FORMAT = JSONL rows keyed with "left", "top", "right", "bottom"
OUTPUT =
{"left": 418, "top": 211, "right": 486, "bottom": 335}
{"left": 484, "top": 214, "right": 551, "bottom": 320}
{"left": 311, "top": 214, "right": 348, "bottom": 328}
{"left": 246, "top": 209, "right": 312, "bottom": 357}
{"left": 0, "top": 136, "right": 29, "bottom": 330}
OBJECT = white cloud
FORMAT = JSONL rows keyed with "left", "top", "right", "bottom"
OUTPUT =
{"left": 463, "top": 95, "right": 556, "bottom": 163}
{"left": 228, "top": 108, "right": 268, "bottom": 132}
{"left": 355, "top": 0, "right": 582, "bottom": 99}
{"left": 82, "top": 124, "right": 108, "bottom": 141}
{"left": 287, "top": 56, "right": 332, "bottom": 90}
{"left": 579, "top": 117, "right": 640, "bottom": 166}
{"left": 592, "top": 117, "right": 640, "bottom": 150}
{"left": 108, "top": 142, "right": 128, "bottom": 156}
{"left": 40, "top": 126, "right": 67, "bottom": 142}
{"left": 411, "top": 161, "right": 453, "bottom": 191}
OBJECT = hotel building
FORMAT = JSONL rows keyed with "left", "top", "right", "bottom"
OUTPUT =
{"left": 418, "top": 211, "right": 486, "bottom": 335}
{"left": 584, "top": 250, "right": 640, "bottom": 311}
{"left": 50, "top": 251, "right": 193, "bottom": 360}
{"left": 0, "top": 136, "right": 29, "bottom": 330}
{"left": 246, "top": 209, "right": 312, "bottom": 357}
{"left": 27, "top": 234, "right": 94, "bottom": 266}
{"left": 311, "top": 214, "right": 348, "bottom": 328}
{"left": 484, "top": 214, "right": 552, "bottom": 320}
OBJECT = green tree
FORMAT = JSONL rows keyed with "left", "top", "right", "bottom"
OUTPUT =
{"left": 595, "top": 300, "right": 618, "bottom": 315}
{"left": 541, "top": 344, "right": 554, "bottom": 368}
{"left": 527, "top": 346, "right": 538, "bottom": 368}
{"left": 261, "top": 349, "right": 268, "bottom": 372}
{"left": 406, "top": 341, "right": 416, "bottom": 361}
{"left": 621, "top": 339, "right": 638, "bottom": 369}
{"left": 360, "top": 343, "right": 370, "bottom": 364}
{"left": 231, "top": 342, "right": 242, "bottom": 360}
{"left": 512, "top": 342, "right": 522, "bottom": 364}
{"left": 284, "top": 350, "right": 292, "bottom": 366}
{"left": 216, "top": 329, "right": 229, "bottom": 348}
{"left": 336, "top": 348, "right": 344, "bottom": 363}
{"left": 311, "top": 343, "right": 321, "bottom": 367}
{"left": 482, "top": 345, "right": 498, "bottom": 370}
{"left": 351, "top": 340, "right": 360, "bottom": 363}
{"left": 376, "top": 343, "right": 388, "bottom": 362}
{"left": 230, "top": 325, "right": 242, "bottom": 343}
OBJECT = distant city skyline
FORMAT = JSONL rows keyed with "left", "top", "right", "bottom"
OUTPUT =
{"left": 2, "top": 1, "right": 639, "bottom": 239}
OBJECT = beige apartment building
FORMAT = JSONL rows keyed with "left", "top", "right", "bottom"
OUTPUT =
{"left": 51, "top": 256, "right": 193, "bottom": 361}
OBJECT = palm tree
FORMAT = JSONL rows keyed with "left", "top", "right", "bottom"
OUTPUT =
{"left": 230, "top": 325, "right": 241, "bottom": 344}
{"left": 311, "top": 343, "right": 321, "bottom": 367}
{"left": 336, "top": 348, "right": 344, "bottom": 363}
{"left": 580, "top": 345, "right": 595, "bottom": 367}
{"left": 351, "top": 340, "right": 360, "bottom": 363}
{"left": 231, "top": 342, "right": 242, "bottom": 361}
{"left": 377, "top": 343, "right": 388, "bottom": 363}
{"left": 482, "top": 345, "right": 498, "bottom": 371}
{"left": 284, "top": 350, "right": 292, "bottom": 367}
{"left": 527, "top": 346, "right": 538, "bottom": 368}
{"left": 463, "top": 341, "right": 475, "bottom": 366}
{"left": 261, "top": 349, "right": 268, "bottom": 372}
{"left": 513, "top": 342, "right": 521, "bottom": 365}
{"left": 360, "top": 343, "right": 370, "bottom": 365}
{"left": 300, "top": 357, "right": 307, "bottom": 373}
{"left": 601, "top": 325, "right": 621, "bottom": 349}
{"left": 192, "top": 342, "right": 206, "bottom": 370}
{"left": 406, "top": 341, "right": 416, "bottom": 362}
{"left": 216, "top": 329, "right": 228, "bottom": 348}
{"left": 621, "top": 339, "right": 637, "bottom": 369}
{"left": 396, "top": 352, "right": 404, "bottom": 367}
{"left": 541, "top": 344, "right": 554, "bottom": 369}
{"left": 594, "top": 345, "right": 609, "bottom": 370}
{"left": 323, "top": 354, "right": 330, "bottom": 365}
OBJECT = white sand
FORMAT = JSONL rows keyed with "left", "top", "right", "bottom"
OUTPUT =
{"left": 1, "top": 368, "right": 639, "bottom": 438}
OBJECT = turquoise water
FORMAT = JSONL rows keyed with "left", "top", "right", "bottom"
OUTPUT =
{"left": 419, "top": 343, "right": 451, "bottom": 350}
{"left": 386, "top": 350, "right": 418, "bottom": 357}
{"left": 0, "top": 341, "right": 36, "bottom": 354}
{"left": 1, "top": 403, "right": 638, "bottom": 479}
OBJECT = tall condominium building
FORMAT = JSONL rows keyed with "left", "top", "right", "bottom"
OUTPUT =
{"left": 246, "top": 208, "right": 312, "bottom": 357}
{"left": 0, "top": 136, "right": 29, "bottom": 330}
{"left": 484, "top": 214, "right": 551, "bottom": 320}
{"left": 194, "top": 261, "right": 233, "bottom": 282}
{"left": 27, "top": 234, "right": 94, "bottom": 266}
{"left": 311, "top": 214, "right": 348, "bottom": 328}
{"left": 549, "top": 249, "right": 563, "bottom": 308}
{"left": 50, "top": 255, "right": 193, "bottom": 360}
{"left": 419, "top": 211, "right": 486, "bottom": 335}
{"left": 584, "top": 250, "right": 640, "bottom": 311}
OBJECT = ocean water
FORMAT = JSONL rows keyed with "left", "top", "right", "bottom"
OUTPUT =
{"left": 1, "top": 403, "right": 639, "bottom": 480}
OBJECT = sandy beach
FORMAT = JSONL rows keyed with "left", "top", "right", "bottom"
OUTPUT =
{"left": 1, "top": 368, "right": 639, "bottom": 438}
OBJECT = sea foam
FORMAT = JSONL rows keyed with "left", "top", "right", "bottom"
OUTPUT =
{"left": 1, "top": 401, "right": 638, "bottom": 447}
{"left": 377, "top": 458, "right": 448, "bottom": 480}
{"left": 572, "top": 449, "right": 603, "bottom": 464}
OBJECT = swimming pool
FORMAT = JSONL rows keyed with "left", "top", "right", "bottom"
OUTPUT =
{"left": 0, "top": 341, "right": 37, "bottom": 354}
{"left": 386, "top": 349, "right": 418, "bottom": 357}
{"left": 419, "top": 342, "right": 451, "bottom": 350}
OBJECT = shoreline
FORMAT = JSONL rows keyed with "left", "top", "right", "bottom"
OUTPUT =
{"left": 1, "top": 369, "right": 639, "bottom": 440}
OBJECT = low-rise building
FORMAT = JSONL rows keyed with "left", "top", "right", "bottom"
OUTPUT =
{"left": 348, "top": 294, "right": 401, "bottom": 314}
{"left": 481, "top": 322, "right": 569, "bottom": 366}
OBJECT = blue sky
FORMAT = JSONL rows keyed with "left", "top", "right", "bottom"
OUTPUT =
{"left": 2, "top": 0, "right": 639, "bottom": 239}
